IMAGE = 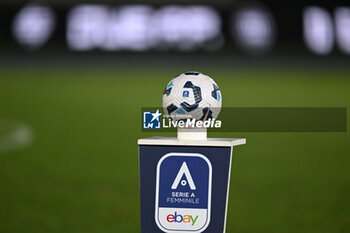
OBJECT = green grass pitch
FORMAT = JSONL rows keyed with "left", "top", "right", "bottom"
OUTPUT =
{"left": 0, "top": 66, "right": 349, "bottom": 233}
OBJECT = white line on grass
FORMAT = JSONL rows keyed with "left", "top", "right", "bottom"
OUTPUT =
{"left": 0, "top": 119, "right": 33, "bottom": 154}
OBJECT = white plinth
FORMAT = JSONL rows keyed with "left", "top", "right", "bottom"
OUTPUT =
{"left": 177, "top": 127, "right": 208, "bottom": 140}
{"left": 138, "top": 137, "right": 246, "bottom": 147}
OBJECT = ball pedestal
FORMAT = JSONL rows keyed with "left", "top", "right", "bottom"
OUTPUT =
{"left": 138, "top": 129, "right": 246, "bottom": 233}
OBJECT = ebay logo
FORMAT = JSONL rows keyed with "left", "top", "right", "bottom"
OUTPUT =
{"left": 166, "top": 212, "right": 199, "bottom": 226}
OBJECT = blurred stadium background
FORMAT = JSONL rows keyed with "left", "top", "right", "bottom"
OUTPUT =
{"left": 0, "top": 0, "right": 349, "bottom": 233}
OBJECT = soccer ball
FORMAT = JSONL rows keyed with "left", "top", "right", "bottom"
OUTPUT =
{"left": 162, "top": 71, "right": 222, "bottom": 121}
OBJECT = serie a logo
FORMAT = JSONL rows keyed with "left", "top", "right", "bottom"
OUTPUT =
{"left": 155, "top": 153, "right": 212, "bottom": 233}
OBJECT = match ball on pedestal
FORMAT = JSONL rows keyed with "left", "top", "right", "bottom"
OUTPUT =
{"left": 162, "top": 71, "right": 222, "bottom": 122}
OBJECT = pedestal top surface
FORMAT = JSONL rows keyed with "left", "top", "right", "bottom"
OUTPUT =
{"left": 138, "top": 137, "right": 246, "bottom": 147}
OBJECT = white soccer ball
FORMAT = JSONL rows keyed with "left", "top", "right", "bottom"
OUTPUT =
{"left": 162, "top": 71, "right": 222, "bottom": 121}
